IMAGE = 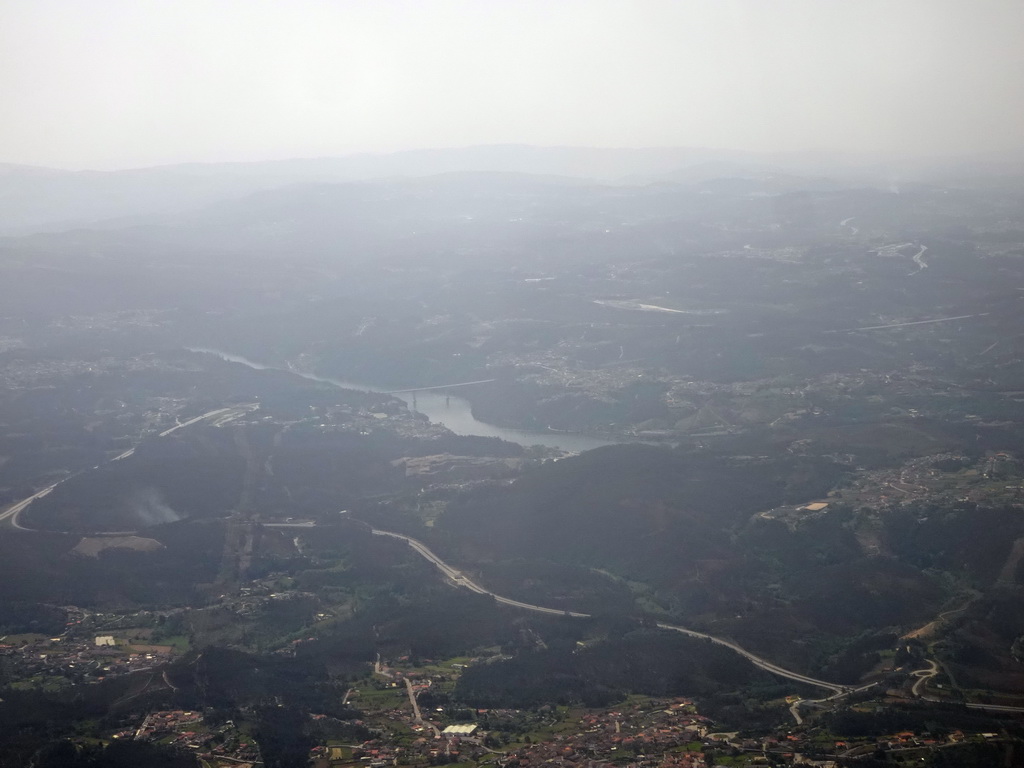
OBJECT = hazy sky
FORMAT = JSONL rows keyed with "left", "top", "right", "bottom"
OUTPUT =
{"left": 2, "top": 0, "right": 1023, "bottom": 170}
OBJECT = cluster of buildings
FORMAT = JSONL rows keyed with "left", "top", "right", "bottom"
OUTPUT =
{"left": 309, "top": 672, "right": 1018, "bottom": 768}
{"left": 497, "top": 700, "right": 710, "bottom": 768}
{"left": 0, "top": 346, "right": 172, "bottom": 390}
{"left": 0, "top": 632, "right": 174, "bottom": 686}
{"left": 836, "top": 451, "right": 1021, "bottom": 511}
{"left": 761, "top": 450, "right": 1023, "bottom": 529}
{"left": 293, "top": 401, "right": 451, "bottom": 442}
{"left": 113, "top": 709, "right": 262, "bottom": 767}
{"left": 311, "top": 730, "right": 488, "bottom": 768}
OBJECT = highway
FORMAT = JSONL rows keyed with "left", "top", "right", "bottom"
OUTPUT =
{"left": 964, "top": 701, "right": 1024, "bottom": 713}
{"left": 370, "top": 528, "right": 842, "bottom": 693}
{"left": 372, "top": 529, "right": 591, "bottom": 617}
{"left": 0, "top": 405, "right": 256, "bottom": 531}
{"left": 0, "top": 481, "right": 60, "bottom": 530}
{"left": 158, "top": 406, "right": 251, "bottom": 437}
{"left": 108, "top": 407, "right": 245, "bottom": 463}
{"left": 786, "top": 684, "right": 876, "bottom": 729}
{"left": 11, "top": 405, "right": 1020, "bottom": 718}
{"left": 653, "top": 622, "right": 845, "bottom": 695}
{"left": 846, "top": 313, "right": 989, "bottom": 333}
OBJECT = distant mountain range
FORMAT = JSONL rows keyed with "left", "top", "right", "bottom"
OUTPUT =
{"left": 4, "top": 144, "right": 1022, "bottom": 236}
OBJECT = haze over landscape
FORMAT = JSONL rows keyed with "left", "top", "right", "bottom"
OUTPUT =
{"left": 3, "top": 2, "right": 1024, "bottom": 768}
{"left": 4, "top": 0, "right": 1024, "bottom": 168}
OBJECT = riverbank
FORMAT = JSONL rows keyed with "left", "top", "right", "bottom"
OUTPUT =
{"left": 188, "top": 348, "right": 617, "bottom": 453}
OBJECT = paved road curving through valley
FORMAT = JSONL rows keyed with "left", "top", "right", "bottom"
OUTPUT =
{"left": 370, "top": 528, "right": 844, "bottom": 694}
{"left": 0, "top": 405, "right": 256, "bottom": 531}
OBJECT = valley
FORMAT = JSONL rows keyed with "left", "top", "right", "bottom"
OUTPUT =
{"left": 2, "top": 155, "right": 1024, "bottom": 766}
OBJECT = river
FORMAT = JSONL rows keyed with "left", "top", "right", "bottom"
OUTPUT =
{"left": 189, "top": 349, "right": 616, "bottom": 453}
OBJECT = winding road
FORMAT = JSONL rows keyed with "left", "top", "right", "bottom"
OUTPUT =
{"left": 370, "top": 528, "right": 844, "bottom": 694}
{"left": 9, "top": 397, "right": 1024, "bottom": 720}
{"left": 908, "top": 658, "right": 1024, "bottom": 714}
{"left": 911, "top": 659, "right": 939, "bottom": 698}
{"left": 0, "top": 405, "right": 256, "bottom": 531}
{"left": 0, "top": 481, "right": 61, "bottom": 530}
{"left": 910, "top": 244, "right": 929, "bottom": 272}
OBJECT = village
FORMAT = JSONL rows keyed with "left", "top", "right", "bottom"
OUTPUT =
{"left": 299, "top": 657, "right": 1012, "bottom": 768}
{"left": 0, "top": 626, "right": 178, "bottom": 690}
{"left": 59, "top": 665, "right": 1009, "bottom": 768}
{"left": 3, "top": 570, "right": 1019, "bottom": 767}
{"left": 759, "top": 449, "right": 1023, "bottom": 529}
{"left": 108, "top": 709, "right": 263, "bottom": 766}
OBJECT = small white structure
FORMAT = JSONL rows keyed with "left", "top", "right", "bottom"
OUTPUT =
{"left": 442, "top": 724, "right": 478, "bottom": 736}
{"left": 94, "top": 635, "right": 116, "bottom": 647}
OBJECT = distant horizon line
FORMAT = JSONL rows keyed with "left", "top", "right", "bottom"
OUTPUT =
{"left": 4, "top": 142, "right": 1023, "bottom": 175}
